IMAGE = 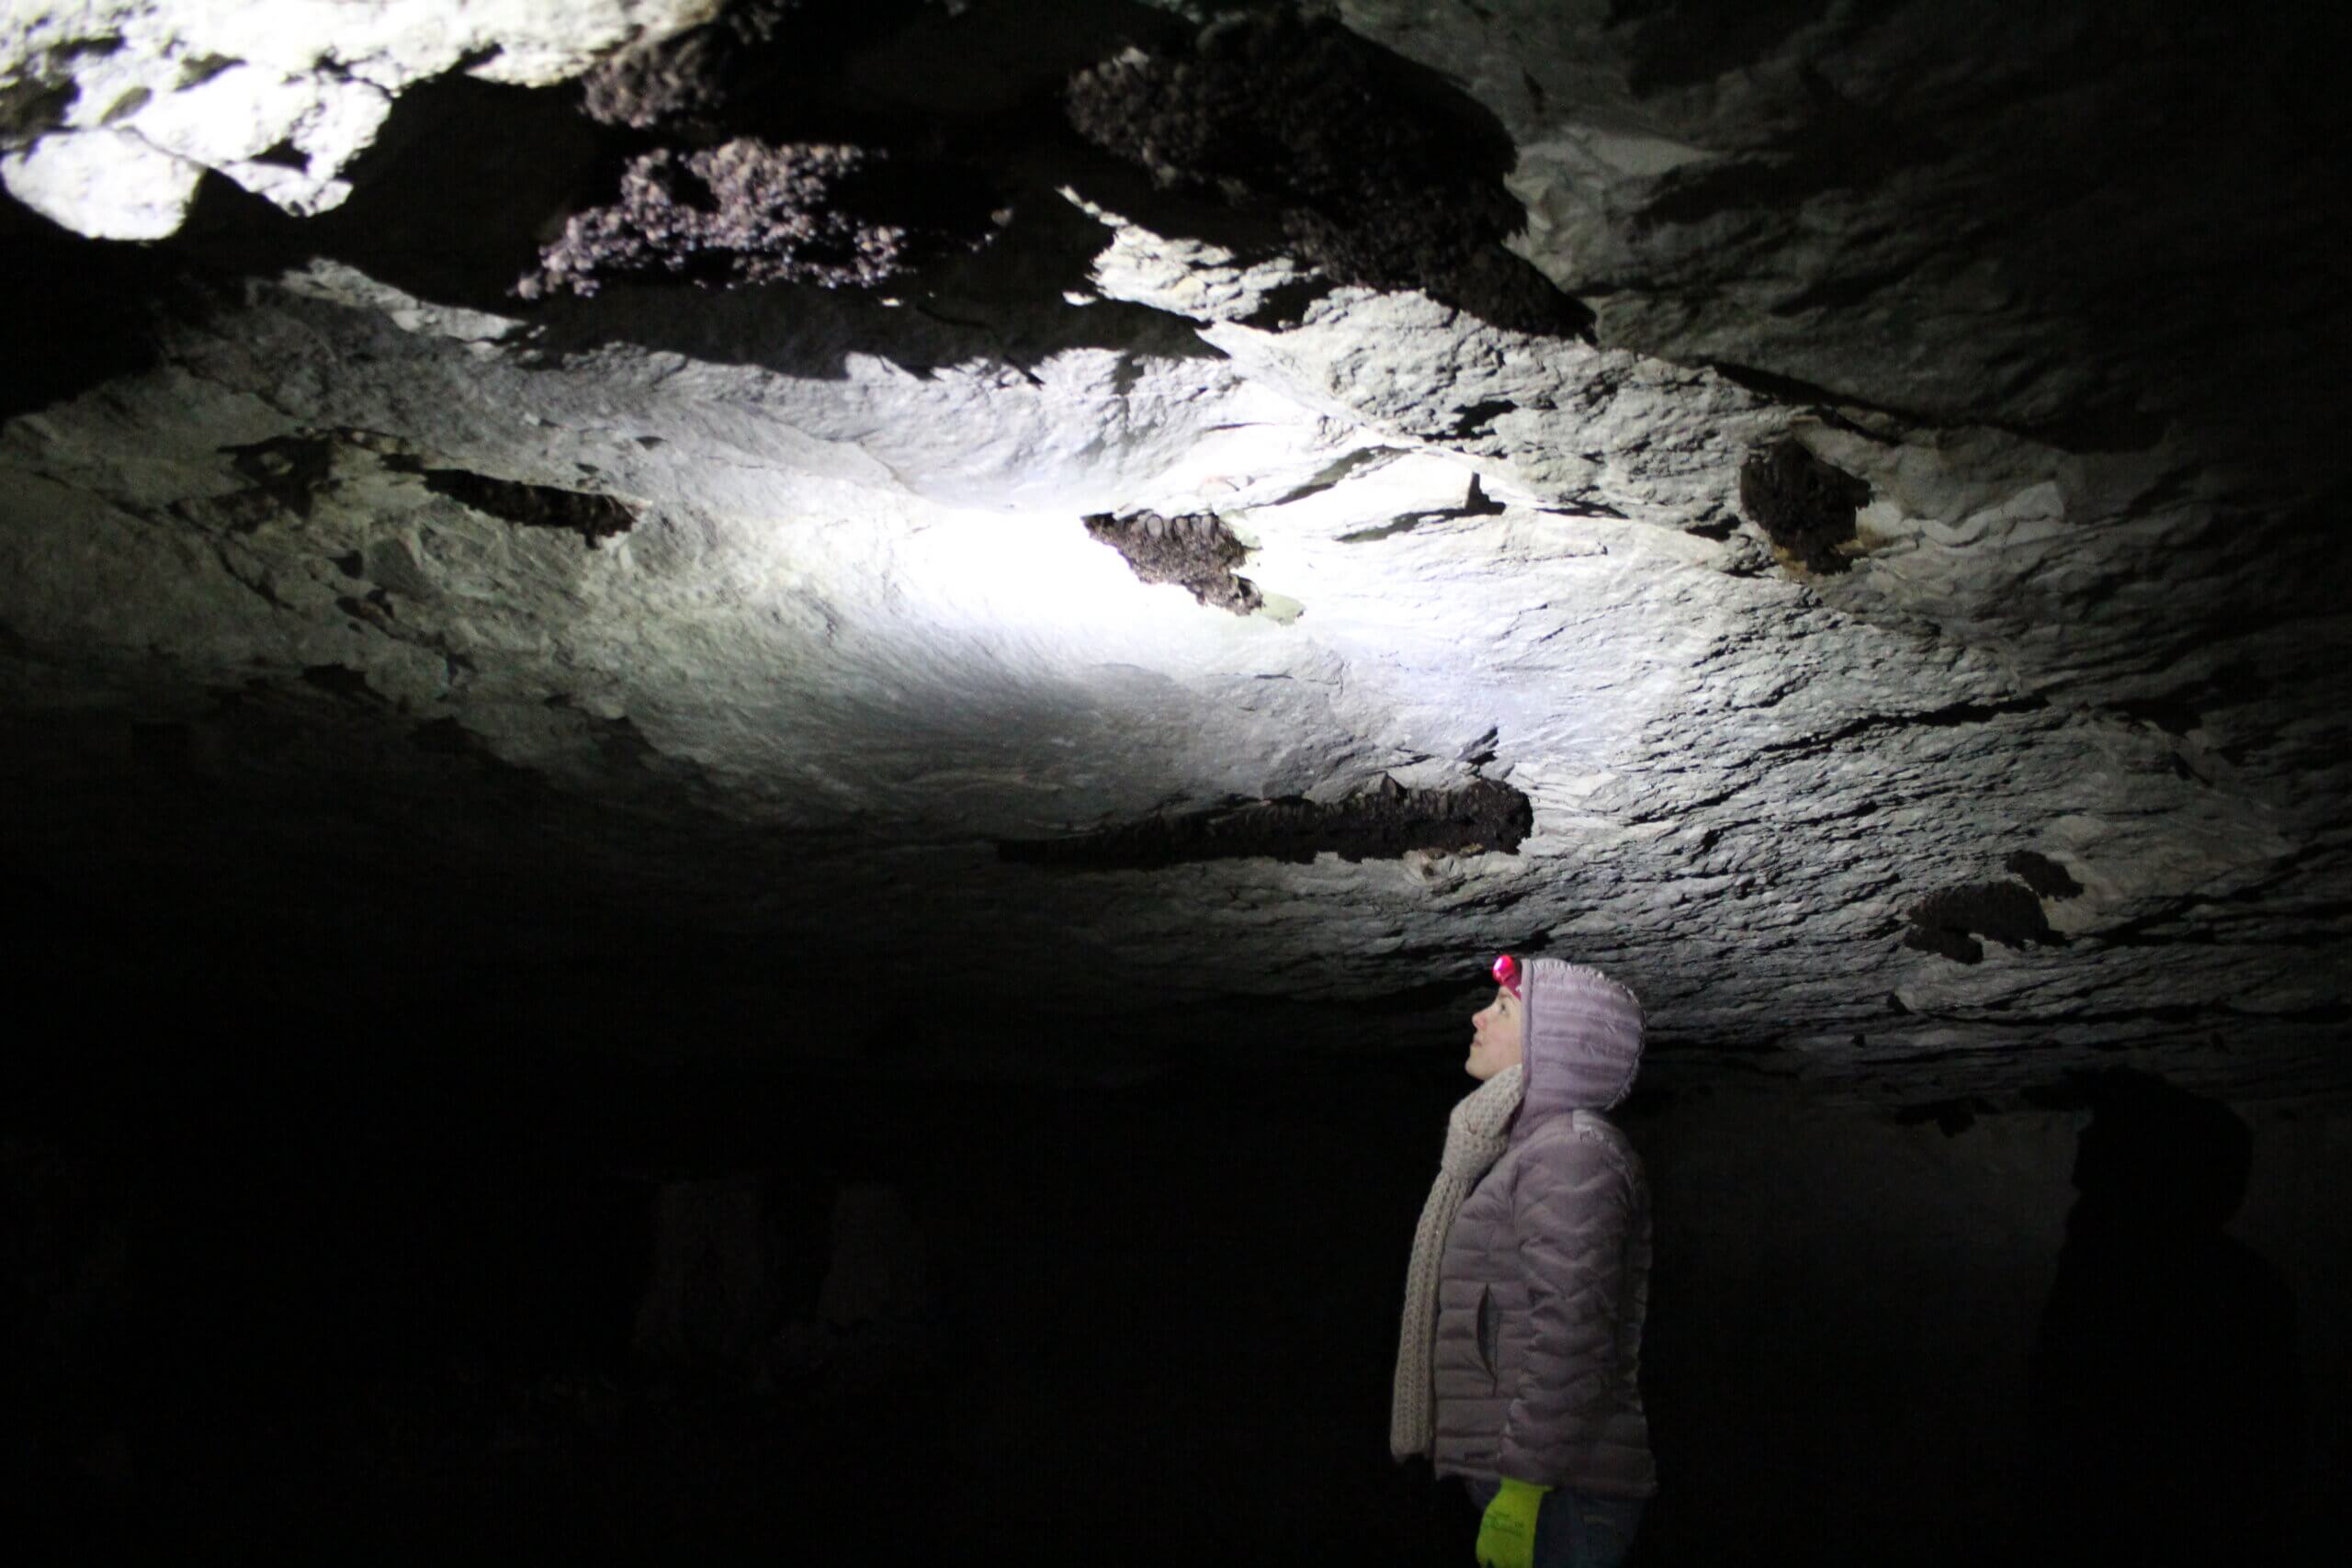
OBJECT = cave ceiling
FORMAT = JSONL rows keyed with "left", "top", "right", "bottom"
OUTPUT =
{"left": 2, "top": 0, "right": 2346, "bottom": 1101}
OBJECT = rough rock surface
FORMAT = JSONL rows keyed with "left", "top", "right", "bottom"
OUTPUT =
{"left": 1, "top": 0, "right": 2346, "bottom": 1102}
{"left": 1738, "top": 438, "right": 1869, "bottom": 576}
{"left": 1001, "top": 776, "right": 1532, "bottom": 870}
{"left": 0, "top": 1, "right": 713, "bottom": 236}
{"left": 518, "top": 139, "right": 992, "bottom": 299}
{"left": 1066, "top": 11, "right": 1586, "bottom": 336}
{"left": 1080, "top": 510, "right": 1261, "bottom": 616}
{"left": 580, "top": 0, "right": 798, "bottom": 132}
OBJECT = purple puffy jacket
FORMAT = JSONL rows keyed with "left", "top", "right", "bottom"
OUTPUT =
{"left": 1431, "top": 959, "right": 1657, "bottom": 1496}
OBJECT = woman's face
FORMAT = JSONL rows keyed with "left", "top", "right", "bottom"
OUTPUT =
{"left": 1466, "top": 984, "right": 1525, "bottom": 1081}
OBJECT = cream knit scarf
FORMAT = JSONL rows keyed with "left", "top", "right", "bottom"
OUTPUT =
{"left": 1390, "top": 1062, "right": 1525, "bottom": 1461}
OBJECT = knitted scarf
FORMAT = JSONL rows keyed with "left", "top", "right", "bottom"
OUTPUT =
{"left": 1390, "top": 1062, "right": 1525, "bottom": 1461}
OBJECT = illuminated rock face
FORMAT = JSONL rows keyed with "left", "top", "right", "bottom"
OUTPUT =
{"left": 0, "top": 1, "right": 712, "bottom": 234}
{"left": 0, "top": 0, "right": 2345, "bottom": 1099}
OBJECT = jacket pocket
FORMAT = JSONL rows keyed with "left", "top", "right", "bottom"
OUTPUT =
{"left": 1475, "top": 1285, "right": 1498, "bottom": 1382}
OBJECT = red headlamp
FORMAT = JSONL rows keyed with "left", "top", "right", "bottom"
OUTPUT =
{"left": 1491, "top": 952, "right": 1521, "bottom": 998}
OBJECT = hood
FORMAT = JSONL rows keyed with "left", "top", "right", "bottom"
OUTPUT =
{"left": 1510, "top": 958, "right": 1645, "bottom": 1145}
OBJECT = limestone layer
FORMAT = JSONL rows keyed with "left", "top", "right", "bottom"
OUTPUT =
{"left": 1, "top": 0, "right": 2346, "bottom": 1100}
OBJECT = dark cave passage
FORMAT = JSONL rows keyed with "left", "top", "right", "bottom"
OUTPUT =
{"left": 5, "top": 932, "right": 2342, "bottom": 1565}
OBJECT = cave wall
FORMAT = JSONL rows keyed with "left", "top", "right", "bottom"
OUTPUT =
{"left": 0, "top": 0, "right": 2346, "bottom": 1102}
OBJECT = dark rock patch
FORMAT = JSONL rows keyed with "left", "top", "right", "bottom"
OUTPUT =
{"left": 579, "top": 0, "right": 801, "bottom": 132}
{"left": 1737, "top": 438, "right": 1871, "bottom": 575}
{"left": 1234, "top": 273, "right": 1337, "bottom": 331}
{"left": 1893, "top": 1096, "right": 1998, "bottom": 1135}
{"left": 2005, "top": 851, "right": 2084, "bottom": 900}
{"left": 0, "top": 73, "right": 76, "bottom": 152}
{"left": 516, "top": 139, "right": 997, "bottom": 299}
{"left": 0, "top": 160, "right": 200, "bottom": 423}
{"left": 1612, "top": 0, "right": 1853, "bottom": 96}
{"left": 1082, "top": 510, "right": 1261, "bottom": 615}
{"left": 1902, "top": 880, "right": 2057, "bottom": 964}
{"left": 1065, "top": 12, "right": 1589, "bottom": 337}
{"left": 137, "top": 74, "right": 611, "bottom": 321}
{"left": 1754, "top": 694, "right": 2049, "bottom": 758}
{"left": 128, "top": 720, "right": 195, "bottom": 772}
{"left": 1000, "top": 775, "right": 1532, "bottom": 870}
{"left": 411, "top": 716, "right": 482, "bottom": 755}
{"left": 299, "top": 664, "right": 380, "bottom": 704}
{"left": 1903, "top": 923, "right": 1984, "bottom": 964}
{"left": 335, "top": 589, "right": 395, "bottom": 630}
{"left": 218, "top": 434, "right": 337, "bottom": 521}
{"left": 2110, "top": 693, "right": 2202, "bottom": 736}
{"left": 419, "top": 469, "right": 638, "bottom": 547}
{"left": 1446, "top": 400, "right": 1518, "bottom": 439}
{"left": 2112, "top": 662, "right": 2270, "bottom": 738}
{"left": 590, "top": 713, "right": 707, "bottom": 788}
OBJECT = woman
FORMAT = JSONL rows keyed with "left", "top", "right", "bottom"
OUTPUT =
{"left": 1391, "top": 954, "right": 1657, "bottom": 1568}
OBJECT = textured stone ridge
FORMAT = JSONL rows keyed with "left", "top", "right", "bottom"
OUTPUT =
{"left": 413, "top": 468, "right": 639, "bottom": 547}
{"left": 1001, "top": 777, "right": 1533, "bottom": 870}
{"left": 0, "top": 0, "right": 2346, "bottom": 1103}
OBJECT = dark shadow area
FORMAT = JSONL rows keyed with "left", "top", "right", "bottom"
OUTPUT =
{"left": 1063, "top": 8, "right": 1592, "bottom": 340}
{"left": 2024, "top": 1070, "right": 2306, "bottom": 1564}
{"left": 1736, "top": 437, "right": 1870, "bottom": 576}
{"left": 1000, "top": 777, "right": 1533, "bottom": 870}
{"left": 0, "top": 198, "right": 196, "bottom": 424}
{"left": 407, "top": 465, "right": 639, "bottom": 546}
{"left": 1902, "top": 879, "right": 2059, "bottom": 964}
{"left": 1611, "top": 0, "right": 1847, "bottom": 96}
{"left": 0, "top": 880, "right": 1498, "bottom": 1564}
{"left": 156, "top": 2, "right": 1051, "bottom": 319}
{"left": 1, "top": 855, "right": 2343, "bottom": 1565}
{"left": 1590, "top": 6, "right": 2352, "bottom": 454}
{"left": 513, "top": 169, "right": 1232, "bottom": 384}
{"left": 175, "top": 74, "right": 616, "bottom": 316}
